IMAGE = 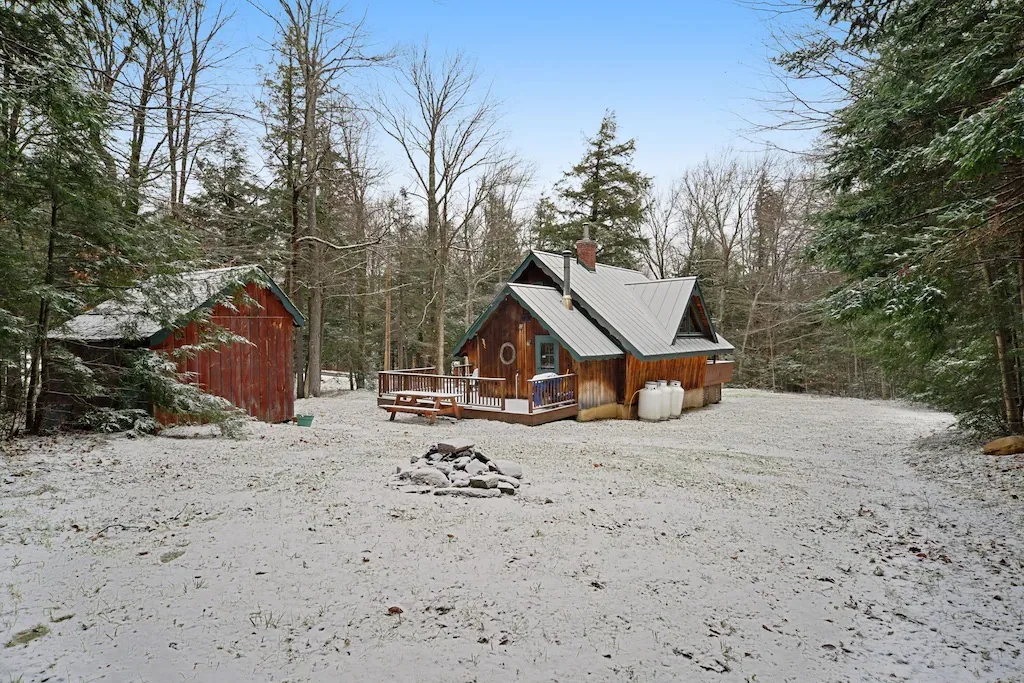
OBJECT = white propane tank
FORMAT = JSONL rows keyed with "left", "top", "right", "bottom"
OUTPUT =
{"left": 638, "top": 381, "right": 661, "bottom": 422}
{"left": 668, "top": 380, "right": 684, "bottom": 418}
{"left": 656, "top": 380, "right": 671, "bottom": 420}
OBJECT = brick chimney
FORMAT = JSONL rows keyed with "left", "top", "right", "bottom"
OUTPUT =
{"left": 575, "top": 223, "right": 597, "bottom": 271}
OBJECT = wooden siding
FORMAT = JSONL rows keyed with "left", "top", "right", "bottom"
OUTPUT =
{"left": 624, "top": 355, "right": 708, "bottom": 408}
{"left": 151, "top": 282, "right": 295, "bottom": 423}
{"left": 462, "top": 296, "right": 570, "bottom": 399}
{"left": 568, "top": 357, "right": 624, "bottom": 410}
{"left": 516, "top": 261, "right": 558, "bottom": 288}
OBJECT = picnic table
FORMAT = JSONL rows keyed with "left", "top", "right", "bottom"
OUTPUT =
{"left": 383, "top": 390, "right": 462, "bottom": 425}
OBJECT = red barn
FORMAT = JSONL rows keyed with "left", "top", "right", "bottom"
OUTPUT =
{"left": 48, "top": 266, "right": 304, "bottom": 424}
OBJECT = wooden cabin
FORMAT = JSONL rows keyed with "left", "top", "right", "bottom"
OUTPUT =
{"left": 47, "top": 266, "right": 304, "bottom": 425}
{"left": 378, "top": 234, "right": 734, "bottom": 425}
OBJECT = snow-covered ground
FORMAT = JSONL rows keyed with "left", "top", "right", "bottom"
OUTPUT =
{"left": 2, "top": 389, "right": 1023, "bottom": 682}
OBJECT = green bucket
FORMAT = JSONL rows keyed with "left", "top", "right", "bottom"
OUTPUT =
{"left": 295, "top": 414, "right": 314, "bottom": 427}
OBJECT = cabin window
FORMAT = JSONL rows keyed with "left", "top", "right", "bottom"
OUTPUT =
{"left": 535, "top": 335, "right": 558, "bottom": 373}
{"left": 676, "top": 304, "right": 706, "bottom": 338}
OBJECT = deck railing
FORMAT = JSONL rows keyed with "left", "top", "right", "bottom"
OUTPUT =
{"left": 527, "top": 373, "right": 577, "bottom": 413}
{"left": 378, "top": 370, "right": 506, "bottom": 410}
{"left": 450, "top": 362, "right": 474, "bottom": 377}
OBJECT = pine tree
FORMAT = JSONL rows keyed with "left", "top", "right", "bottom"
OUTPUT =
{"left": 537, "top": 112, "right": 652, "bottom": 269}
{"left": 782, "top": 0, "right": 1024, "bottom": 433}
{"left": 189, "top": 125, "right": 277, "bottom": 266}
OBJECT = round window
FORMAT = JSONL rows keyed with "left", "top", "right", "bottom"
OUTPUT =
{"left": 499, "top": 342, "right": 516, "bottom": 366}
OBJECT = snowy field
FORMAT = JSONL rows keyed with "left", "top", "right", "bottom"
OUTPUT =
{"left": 2, "top": 389, "right": 1023, "bottom": 683}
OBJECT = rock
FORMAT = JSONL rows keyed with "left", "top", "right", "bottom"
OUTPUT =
{"left": 160, "top": 549, "right": 185, "bottom": 564}
{"left": 450, "top": 477, "right": 470, "bottom": 488}
{"left": 464, "top": 459, "right": 489, "bottom": 476}
{"left": 469, "top": 474, "right": 501, "bottom": 489}
{"left": 410, "top": 454, "right": 424, "bottom": 464}
{"left": 472, "top": 449, "right": 491, "bottom": 463}
{"left": 433, "top": 487, "right": 502, "bottom": 498}
{"left": 497, "top": 482, "right": 516, "bottom": 495}
{"left": 5, "top": 624, "right": 49, "bottom": 648}
{"left": 491, "top": 460, "right": 523, "bottom": 479}
{"left": 494, "top": 474, "right": 520, "bottom": 488}
{"left": 397, "top": 485, "right": 433, "bottom": 494}
{"left": 983, "top": 435, "right": 1024, "bottom": 456}
{"left": 487, "top": 461, "right": 498, "bottom": 471}
{"left": 434, "top": 462, "right": 453, "bottom": 475}
{"left": 453, "top": 456, "right": 471, "bottom": 470}
{"left": 398, "top": 468, "right": 449, "bottom": 488}
{"left": 436, "top": 439, "right": 475, "bottom": 454}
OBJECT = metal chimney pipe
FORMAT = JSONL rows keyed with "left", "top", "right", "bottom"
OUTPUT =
{"left": 562, "top": 249, "right": 573, "bottom": 310}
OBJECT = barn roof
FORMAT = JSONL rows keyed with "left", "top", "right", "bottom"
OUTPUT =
{"left": 524, "top": 251, "right": 734, "bottom": 359}
{"left": 49, "top": 265, "right": 304, "bottom": 343}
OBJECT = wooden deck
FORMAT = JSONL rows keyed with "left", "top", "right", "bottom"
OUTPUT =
{"left": 378, "top": 369, "right": 579, "bottom": 426}
{"left": 375, "top": 396, "right": 577, "bottom": 425}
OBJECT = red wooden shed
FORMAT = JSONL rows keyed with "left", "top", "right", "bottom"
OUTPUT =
{"left": 49, "top": 265, "right": 304, "bottom": 424}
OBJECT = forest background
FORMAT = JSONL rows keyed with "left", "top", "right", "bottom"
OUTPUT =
{"left": 3, "top": 0, "right": 1022, "bottom": 435}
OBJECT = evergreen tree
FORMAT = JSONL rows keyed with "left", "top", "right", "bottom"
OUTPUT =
{"left": 537, "top": 112, "right": 652, "bottom": 269}
{"left": 781, "top": 0, "right": 1024, "bottom": 433}
{"left": 189, "top": 125, "right": 278, "bottom": 266}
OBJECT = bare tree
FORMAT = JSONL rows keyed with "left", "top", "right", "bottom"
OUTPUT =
{"left": 641, "top": 182, "right": 685, "bottom": 278}
{"left": 269, "top": 0, "right": 389, "bottom": 396}
{"left": 375, "top": 46, "right": 506, "bottom": 373}
{"left": 678, "top": 152, "right": 764, "bottom": 329}
{"left": 157, "top": 0, "right": 232, "bottom": 215}
{"left": 456, "top": 160, "right": 532, "bottom": 327}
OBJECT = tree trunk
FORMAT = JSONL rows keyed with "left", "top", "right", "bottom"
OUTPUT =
{"left": 302, "top": 71, "right": 322, "bottom": 397}
{"left": 383, "top": 256, "right": 392, "bottom": 372}
{"left": 736, "top": 284, "right": 763, "bottom": 378}
{"left": 434, "top": 260, "right": 446, "bottom": 375}
{"left": 980, "top": 257, "right": 1023, "bottom": 432}
{"left": 282, "top": 48, "right": 306, "bottom": 399}
{"left": 305, "top": 273, "right": 323, "bottom": 397}
{"left": 992, "top": 327, "right": 1022, "bottom": 432}
{"left": 26, "top": 196, "right": 58, "bottom": 434}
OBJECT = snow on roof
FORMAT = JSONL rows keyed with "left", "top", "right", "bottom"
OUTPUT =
{"left": 49, "top": 265, "right": 302, "bottom": 343}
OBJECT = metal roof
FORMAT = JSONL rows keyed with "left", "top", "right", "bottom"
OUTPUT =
{"left": 526, "top": 251, "right": 735, "bottom": 359}
{"left": 626, "top": 278, "right": 697, "bottom": 341}
{"left": 671, "top": 334, "right": 735, "bottom": 356}
{"left": 49, "top": 265, "right": 304, "bottom": 343}
{"left": 508, "top": 284, "right": 624, "bottom": 360}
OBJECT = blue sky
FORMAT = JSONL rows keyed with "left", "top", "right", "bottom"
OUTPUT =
{"left": 224, "top": 0, "right": 816, "bottom": 193}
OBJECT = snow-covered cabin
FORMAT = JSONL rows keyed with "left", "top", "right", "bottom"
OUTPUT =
{"left": 379, "top": 233, "right": 734, "bottom": 425}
